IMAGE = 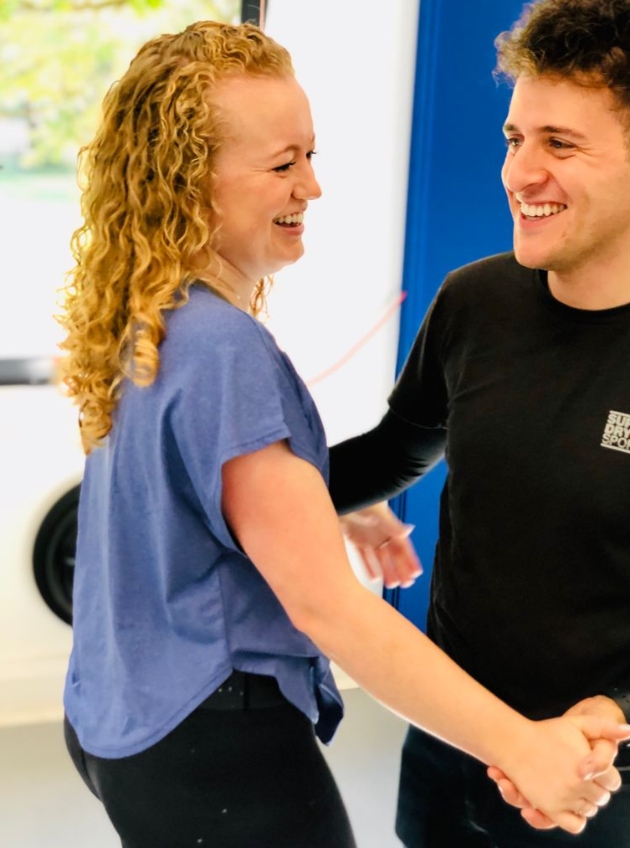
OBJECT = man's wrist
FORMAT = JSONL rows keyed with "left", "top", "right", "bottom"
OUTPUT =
{"left": 603, "top": 686, "right": 630, "bottom": 723}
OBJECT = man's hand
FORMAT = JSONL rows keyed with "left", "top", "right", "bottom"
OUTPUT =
{"left": 566, "top": 695, "right": 627, "bottom": 781}
{"left": 338, "top": 502, "right": 421, "bottom": 588}
{"left": 487, "top": 698, "right": 630, "bottom": 830}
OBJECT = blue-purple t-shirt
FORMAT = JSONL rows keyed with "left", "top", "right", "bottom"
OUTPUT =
{"left": 64, "top": 286, "right": 343, "bottom": 758}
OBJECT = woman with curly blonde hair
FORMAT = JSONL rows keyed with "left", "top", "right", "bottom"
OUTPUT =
{"left": 59, "top": 19, "right": 283, "bottom": 453}
{"left": 59, "top": 18, "right": 629, "bottom": 848}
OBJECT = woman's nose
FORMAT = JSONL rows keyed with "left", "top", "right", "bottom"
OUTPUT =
{"left": 294, "top": 163, "right": 322, "bottom": 201}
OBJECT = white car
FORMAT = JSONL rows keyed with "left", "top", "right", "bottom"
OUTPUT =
{"left": 0, "top": 357, "right": 84, "bottom": 727}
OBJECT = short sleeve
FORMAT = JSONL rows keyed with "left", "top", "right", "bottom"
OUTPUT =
{"left": 163, "top": 297, "right": 291, "bottom": 542}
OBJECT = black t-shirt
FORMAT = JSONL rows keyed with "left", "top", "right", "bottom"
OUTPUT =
{"left": 330, "top": 251, "right": 630, "bottom": 719}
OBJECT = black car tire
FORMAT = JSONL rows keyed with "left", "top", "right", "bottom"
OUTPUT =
{"left": 32, "top": 484, "right": 80, "bottom": 625}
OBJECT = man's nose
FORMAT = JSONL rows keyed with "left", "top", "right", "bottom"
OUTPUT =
{"left": 502, "top": 143, "right": 549, "bottom": 195}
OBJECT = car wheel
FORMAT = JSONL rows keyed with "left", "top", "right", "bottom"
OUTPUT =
{"left": 32, "top": 484, "right": 80, "bottom": 625}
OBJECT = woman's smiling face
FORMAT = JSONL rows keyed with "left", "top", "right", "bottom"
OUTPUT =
{"left": 207, "top": 73, "right": 321, "bottom": 282}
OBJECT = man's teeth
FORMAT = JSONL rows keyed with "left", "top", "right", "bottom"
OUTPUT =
{"left": 275, "top": 213, "right": 304, "bottom": 225}
{"left": 520, "top": 202, "right": 565, "bottom": 218}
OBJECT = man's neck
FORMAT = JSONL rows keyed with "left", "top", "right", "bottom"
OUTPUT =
{"left": 547, "top": 256, "right": 630, "bottom": 310}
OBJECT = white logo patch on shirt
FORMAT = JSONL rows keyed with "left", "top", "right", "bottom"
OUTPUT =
{"left": 601, "top": 410, "right": 630, "bottom": 454}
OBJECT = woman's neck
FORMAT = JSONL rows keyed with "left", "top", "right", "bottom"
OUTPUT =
{"left": 191, "top": 249, "right": 257, "bottom": 312}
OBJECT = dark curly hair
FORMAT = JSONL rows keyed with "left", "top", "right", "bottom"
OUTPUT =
{"left": 495, "top": 0, "right": 630, "bottom": 108}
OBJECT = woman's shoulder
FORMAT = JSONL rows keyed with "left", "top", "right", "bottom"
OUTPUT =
{"left": 166, "top": 285, "right": 274, "bottom": 355}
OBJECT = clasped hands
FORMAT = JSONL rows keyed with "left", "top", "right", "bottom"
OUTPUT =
{"left": 339, "top": 503, "right": 630, "bottom": 835}
{"left": 488, "top": 696, "right": 630, "bottom": 834}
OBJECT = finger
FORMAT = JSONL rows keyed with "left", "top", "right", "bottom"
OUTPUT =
{"left": 381, "top": 537, "right": 422, "bottom": 587}
{"left": 342, "top": 516, "right": 417, "bottom": 556}
{"left": 345, "top": 512, "right": 379, "bottom": 527}
{"left": 578, "top": 739, "right": 618, "bottom": 780}
{"left": 602, "top": 724, "right": 630, "bottom": 741}
{"left": 376, "top": 507, "right": 414, "bottom": 538}
{"left": 355, "top": 546, "right": 383, "bottom": 583}
{"left": 593, "top": 788, "right": 612, "bottom": 807}
{"left": 486, "top": 767, "right": 536, "bottom": 809}
{"left": 495, "top": 778, "right": 531, "bottom": 809}
{"left": 397, "top": 522, "right": 416, "bottom": 540}
{"left": 378, "top": 547, "right": 402, "bottom": 589}
{"left": 578, "top": 802, "right": 600, "bottom": 819}
{"left": 575, "top": 716, "right": 630, "bottom": 743}
{"left": 486, "top": 766, "right": 507, "bottom": 784}
{"left": 580, "top": 782, "right": 612, "bottom": 808}
{"left": 353, "top": 504, "right": 413, "bottom": 535}
{"left": 593, "top": 766, "right": 622, "bottom": 794}
{"left": 549, "top": 811, "right": 587, "bottom": 835}
{"left": 520, "top": 808, "right": 557, "bottom": 830}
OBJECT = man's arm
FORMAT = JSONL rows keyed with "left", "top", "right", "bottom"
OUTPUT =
{"left": 328, "top": 407, "right": 445, "bottom": 514}
{"left": 329, "top": 409, "right": 444, "bottom": 587}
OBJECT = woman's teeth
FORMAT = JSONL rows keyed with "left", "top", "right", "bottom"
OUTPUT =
{"left": 274, "top": 213, "right": 304, "bottom": 225}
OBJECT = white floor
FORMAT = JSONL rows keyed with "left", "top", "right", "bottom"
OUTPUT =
{"left": 0, "top": 687, "right": 407, "bottom": 847}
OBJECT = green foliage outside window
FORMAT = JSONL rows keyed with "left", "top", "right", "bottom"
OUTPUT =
{"left": 0, "top": 0, "right": 240, "bottom": 170}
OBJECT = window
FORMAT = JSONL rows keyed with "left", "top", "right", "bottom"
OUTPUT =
{"left": 0, "top": 0, "right": 240, "bottom": 358}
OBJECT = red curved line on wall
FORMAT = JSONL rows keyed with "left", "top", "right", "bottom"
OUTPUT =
{"left": 306, "top": 290, "right": 407, "bottom": 387}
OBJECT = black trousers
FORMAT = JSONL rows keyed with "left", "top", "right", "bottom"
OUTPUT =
{"left": 64, "top": 675, "right": 356, "bottom": 848}
{"left": 396, "top": 726, "right": 630, "bottom": 848}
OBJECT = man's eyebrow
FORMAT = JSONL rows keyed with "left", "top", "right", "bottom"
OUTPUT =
{"left": 503, "top": 121, "right": 588, "bottom": 141}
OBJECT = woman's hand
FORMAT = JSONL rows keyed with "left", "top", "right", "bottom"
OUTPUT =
{"left": 338, "top": 502, "right": 421, "bottom": 588}
{"left": 489, "top": 712, "right": 630, "bottom": 833}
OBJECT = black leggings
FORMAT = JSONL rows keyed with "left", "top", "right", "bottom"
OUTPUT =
{"left": 64, "top": 699, "right": 356, "bottom": 848}
{"left": 396, "top": 725, "right": 630, "bottom": 848}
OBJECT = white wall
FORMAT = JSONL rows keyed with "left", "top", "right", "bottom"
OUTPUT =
{"left": 264, "top": 0, "right": 420, "bottom": 444}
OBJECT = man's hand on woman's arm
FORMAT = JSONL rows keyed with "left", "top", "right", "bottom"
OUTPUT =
{"left": 338, "top": 502, "right": 421, "bottom": 588}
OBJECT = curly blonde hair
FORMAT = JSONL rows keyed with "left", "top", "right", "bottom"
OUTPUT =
{"left": 57, "top": 20, "right": 294, "bottom": 453}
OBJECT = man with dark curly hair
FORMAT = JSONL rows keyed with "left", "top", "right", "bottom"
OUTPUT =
{"left": 330, "top": 1, "right": 630, "bottom": 844}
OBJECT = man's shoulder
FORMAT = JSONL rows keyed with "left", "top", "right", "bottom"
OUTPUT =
{"left": 445, "top": 251, "right": 528, "bottom": 288}
{"left": 433, "top": 252, "right": 535, "bottom": 314}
